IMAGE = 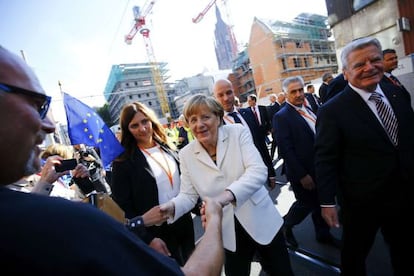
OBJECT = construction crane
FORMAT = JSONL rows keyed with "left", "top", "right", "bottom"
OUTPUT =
{"left": 125, "top": 1, "right": 171, "bottom": 118}
{"left": 192, "top": 0, "right": 217, "bottom": 24}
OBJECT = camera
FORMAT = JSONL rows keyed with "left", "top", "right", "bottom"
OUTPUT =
{"left": 54, "top": 158, "right": 77, "bottom": 172}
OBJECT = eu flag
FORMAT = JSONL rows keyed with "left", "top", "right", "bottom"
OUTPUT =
{"left": 63, "top": 92, "right": 124, "bottom": 168}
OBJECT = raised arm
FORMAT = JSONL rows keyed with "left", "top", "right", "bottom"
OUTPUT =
{"left": 181, "top": 197, "right": 224, "bottom": 276}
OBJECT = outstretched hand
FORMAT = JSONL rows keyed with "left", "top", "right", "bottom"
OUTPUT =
{"left": 142, "top": 205, "right": 167, "bottom": 227}
{"left": 200, "top": 197, "right": 223, "bottom": 229}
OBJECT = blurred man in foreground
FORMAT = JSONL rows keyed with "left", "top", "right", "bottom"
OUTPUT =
{"left": 0, "top": 45, "right": 224, "bottom": 275}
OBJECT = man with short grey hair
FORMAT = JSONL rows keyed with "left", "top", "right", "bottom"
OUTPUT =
{"left": 315, "top": 37, "right": 414, "bottom": 275}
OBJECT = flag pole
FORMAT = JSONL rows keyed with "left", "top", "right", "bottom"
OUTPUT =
{"left": 57, "top": 81, "right": 70, "bottom": 145}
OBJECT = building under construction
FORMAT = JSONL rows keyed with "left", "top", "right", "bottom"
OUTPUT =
{"left": 243, "top": 13, "right": 337, "bottom": 99}
{"left": 230, "top": 49, "right": 256, "bottom": 103}
{"left": 104, "top": 63, "right": 177, "bottom": 124}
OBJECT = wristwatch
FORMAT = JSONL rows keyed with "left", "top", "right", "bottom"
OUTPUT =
{"left": 126, "top": 216, "right": 145, "bottom": 230}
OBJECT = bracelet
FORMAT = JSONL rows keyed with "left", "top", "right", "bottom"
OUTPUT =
{"left": 126, "top": 216, "right": 145, "bottom": 230}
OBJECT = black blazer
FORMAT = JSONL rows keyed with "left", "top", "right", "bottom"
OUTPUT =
{"left": 325, "top": 73, "right": 347, "bottom": 103}
{"left": 238, "top": 107, "right": 275, "bottom": 179}
{"left": 111, "top": 145, "right": 194, "bottom": 244}
{"left": 273, "top": 104, "right": 316, "bottom": 183}
{"left": 305, "top": 93, "right": 321, "bottom": 113}
{"left": 380, "top": 75, "right": 411, "bottom": 102}
{"left": 319, "top": 83, "right": 329, "bottom": 103}
{"left": 267, "top": 103, "right": 281, "bottom": 121}
{"left": 315, "top": 83, "right": 414, "bottom": 207}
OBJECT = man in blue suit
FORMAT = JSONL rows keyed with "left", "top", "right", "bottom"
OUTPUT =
{"left": 273, "top": 76, "right": 337, "bottom": 248}
{"left": 213, "top": 79, "right": 276, "bottom": 189}
{"left": 315, "top": 37, "right": 414, "bottom": 275}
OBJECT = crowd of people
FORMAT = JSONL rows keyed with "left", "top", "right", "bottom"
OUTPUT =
{"left": 1, "top": 35, "right": 413, "bottom": 276}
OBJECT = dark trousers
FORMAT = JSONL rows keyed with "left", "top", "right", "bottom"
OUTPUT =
{"left": 270, "top": 133, "right": 277, "bottom": 159}
{"left": 340, "top": 202, "right": 410, "bottom": 276}
{"left": 224, "top": 217, "right": 293, "bottom": 276}
{"left": 284, "top": 181, "right": 330, "bottom": 239}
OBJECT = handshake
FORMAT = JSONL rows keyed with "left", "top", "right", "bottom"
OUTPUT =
{"left": 129, "top": 196, "right": 224, "bottom": 230}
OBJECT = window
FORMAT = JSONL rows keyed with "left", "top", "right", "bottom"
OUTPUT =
{"left": 148, "top": 101, "right": 152, "bottom": 106}
{"left": 304, "top": 57, "right": 309, "bottom": 67}
{"left": 281, "top": 58, "right": 287, "bottom": 70}
{"left": 353, "top": 0, "right": 376, "bottom": 11}
{"left": 293, "top": 57, "right": 302, "bottom": 68}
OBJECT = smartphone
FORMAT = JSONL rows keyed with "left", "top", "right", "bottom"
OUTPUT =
{"left": 55, "top": 158, "right": 77, "bottom": 172}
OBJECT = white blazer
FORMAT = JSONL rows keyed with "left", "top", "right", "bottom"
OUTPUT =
{"left": 172, "top": 124, "right": 283, "bottom": 252}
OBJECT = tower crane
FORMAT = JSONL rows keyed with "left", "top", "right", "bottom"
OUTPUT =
{"left": 125, "top": 1, "right": 171, "bottom": 118}
{"left": 192, "top": 0, "right": 217, "bottom": 24}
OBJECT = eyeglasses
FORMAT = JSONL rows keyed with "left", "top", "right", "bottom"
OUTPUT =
{"left": 0, "top": 83, "right": 51, "bottom": 119}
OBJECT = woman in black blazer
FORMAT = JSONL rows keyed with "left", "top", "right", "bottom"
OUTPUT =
{"left": 111, "top": 102, "right": 194, "bottom": 266}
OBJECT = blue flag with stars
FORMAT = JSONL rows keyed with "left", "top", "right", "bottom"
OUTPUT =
{"left": 63, "top": 92, "right": 124, "bottom": 168}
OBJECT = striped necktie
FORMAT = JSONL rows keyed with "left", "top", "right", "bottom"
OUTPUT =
{"left": 369, "top": 92, "right": 399, "bottom": 146}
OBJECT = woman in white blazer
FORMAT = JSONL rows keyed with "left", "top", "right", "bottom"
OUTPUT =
{"left": 161, "top": 94, "right": 293, "bottom": 276}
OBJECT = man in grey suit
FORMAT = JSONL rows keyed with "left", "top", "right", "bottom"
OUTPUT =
{"left": 315, "top": 37, "right": 414, "bottom": 275}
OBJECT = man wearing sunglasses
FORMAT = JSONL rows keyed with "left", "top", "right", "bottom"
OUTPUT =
{"left": 0, "top": 45, "right": 224, "bottom": 275}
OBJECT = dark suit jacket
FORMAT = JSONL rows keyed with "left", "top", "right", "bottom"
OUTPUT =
{"left": 258, "top": 105, "right": 272, "bottom": 134}
{"left": 315, "top": 83, "right": 414, "bottom": 208}
{"left": 325, "top": 73, "right": 347, "bottom": 103}
{"left": 305, "top": 93, "right": 321, "bottom": 113}
{"left": 237, "top": 107, "right": 275, "bottom": 178}
{"left": 111, "top": 145, "right": 194, "bottom": 245}
{"left": 381, "top": 75, "right": 411, "bottom": 102}
{"left": 267, "top": 103, "right": 281, "bottom": 121}
{"left": 319, "top": 83, "right": 329, "bottom": 103}
{"left": 273, "top": 104, "right": 316, "bottom": 183}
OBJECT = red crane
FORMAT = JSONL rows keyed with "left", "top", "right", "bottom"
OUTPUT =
{"left": 192, "top": 0, "right": 217, "bottom": 24}
{"left": 124, "top": 1, "right": 171, "bottom": 118}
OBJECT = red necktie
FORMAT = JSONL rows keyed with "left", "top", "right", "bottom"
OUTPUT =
{"left": 252, "top": 107, "right": 259, "bottom": 124}
{"left": 388, "top": 75, "right": 402, "bottom": 86}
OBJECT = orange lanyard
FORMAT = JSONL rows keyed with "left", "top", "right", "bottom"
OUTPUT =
{"left": 297, "top": 109, "right": 316, "bottom": 123}
{"left": 140, "top": 145, "right": 173, "bottom": 188}
{"left": 223, "top": 115, "right": 235, "bottom": 124}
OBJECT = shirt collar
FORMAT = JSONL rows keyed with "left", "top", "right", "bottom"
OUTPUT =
{"left": 349, "top": 83, "right": 384, "bottom": 103}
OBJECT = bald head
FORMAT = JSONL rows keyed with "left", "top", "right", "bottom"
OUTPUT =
{"left": 213, "top": 79, "right": 235, "bottom": 112}
{"left": 0, "top": 46, "right": 54, "bottom": 185}
{"left": 0, "top": 46, "right": 45, "bottom": 94}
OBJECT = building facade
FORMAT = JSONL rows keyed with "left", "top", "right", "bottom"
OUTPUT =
{"left": 104, "top": 63, "right": 177, "bottom": 124}
{"left": 325, "top": 0, "right": 414, "bottom": 107}
{"left": 248, "top": 13, "right": 338, "bottom": 99}
{"left": 173, "top": 74, "right": 215, "bottom": 115}
{"left": 230, "top": 49, "right": 256, "bottom": 103}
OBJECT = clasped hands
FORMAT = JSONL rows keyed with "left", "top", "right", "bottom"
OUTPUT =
{"left": 149, "top": 192, "right": 231, "bottom": 228}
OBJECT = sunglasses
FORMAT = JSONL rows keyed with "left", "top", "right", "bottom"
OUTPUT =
{"left": 0, "top": 83, "right": 51, "bottom": 119}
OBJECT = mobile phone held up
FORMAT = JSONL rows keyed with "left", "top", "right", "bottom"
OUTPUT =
{"left": 55, "top": 158, "right": 77, "bottom": 172}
